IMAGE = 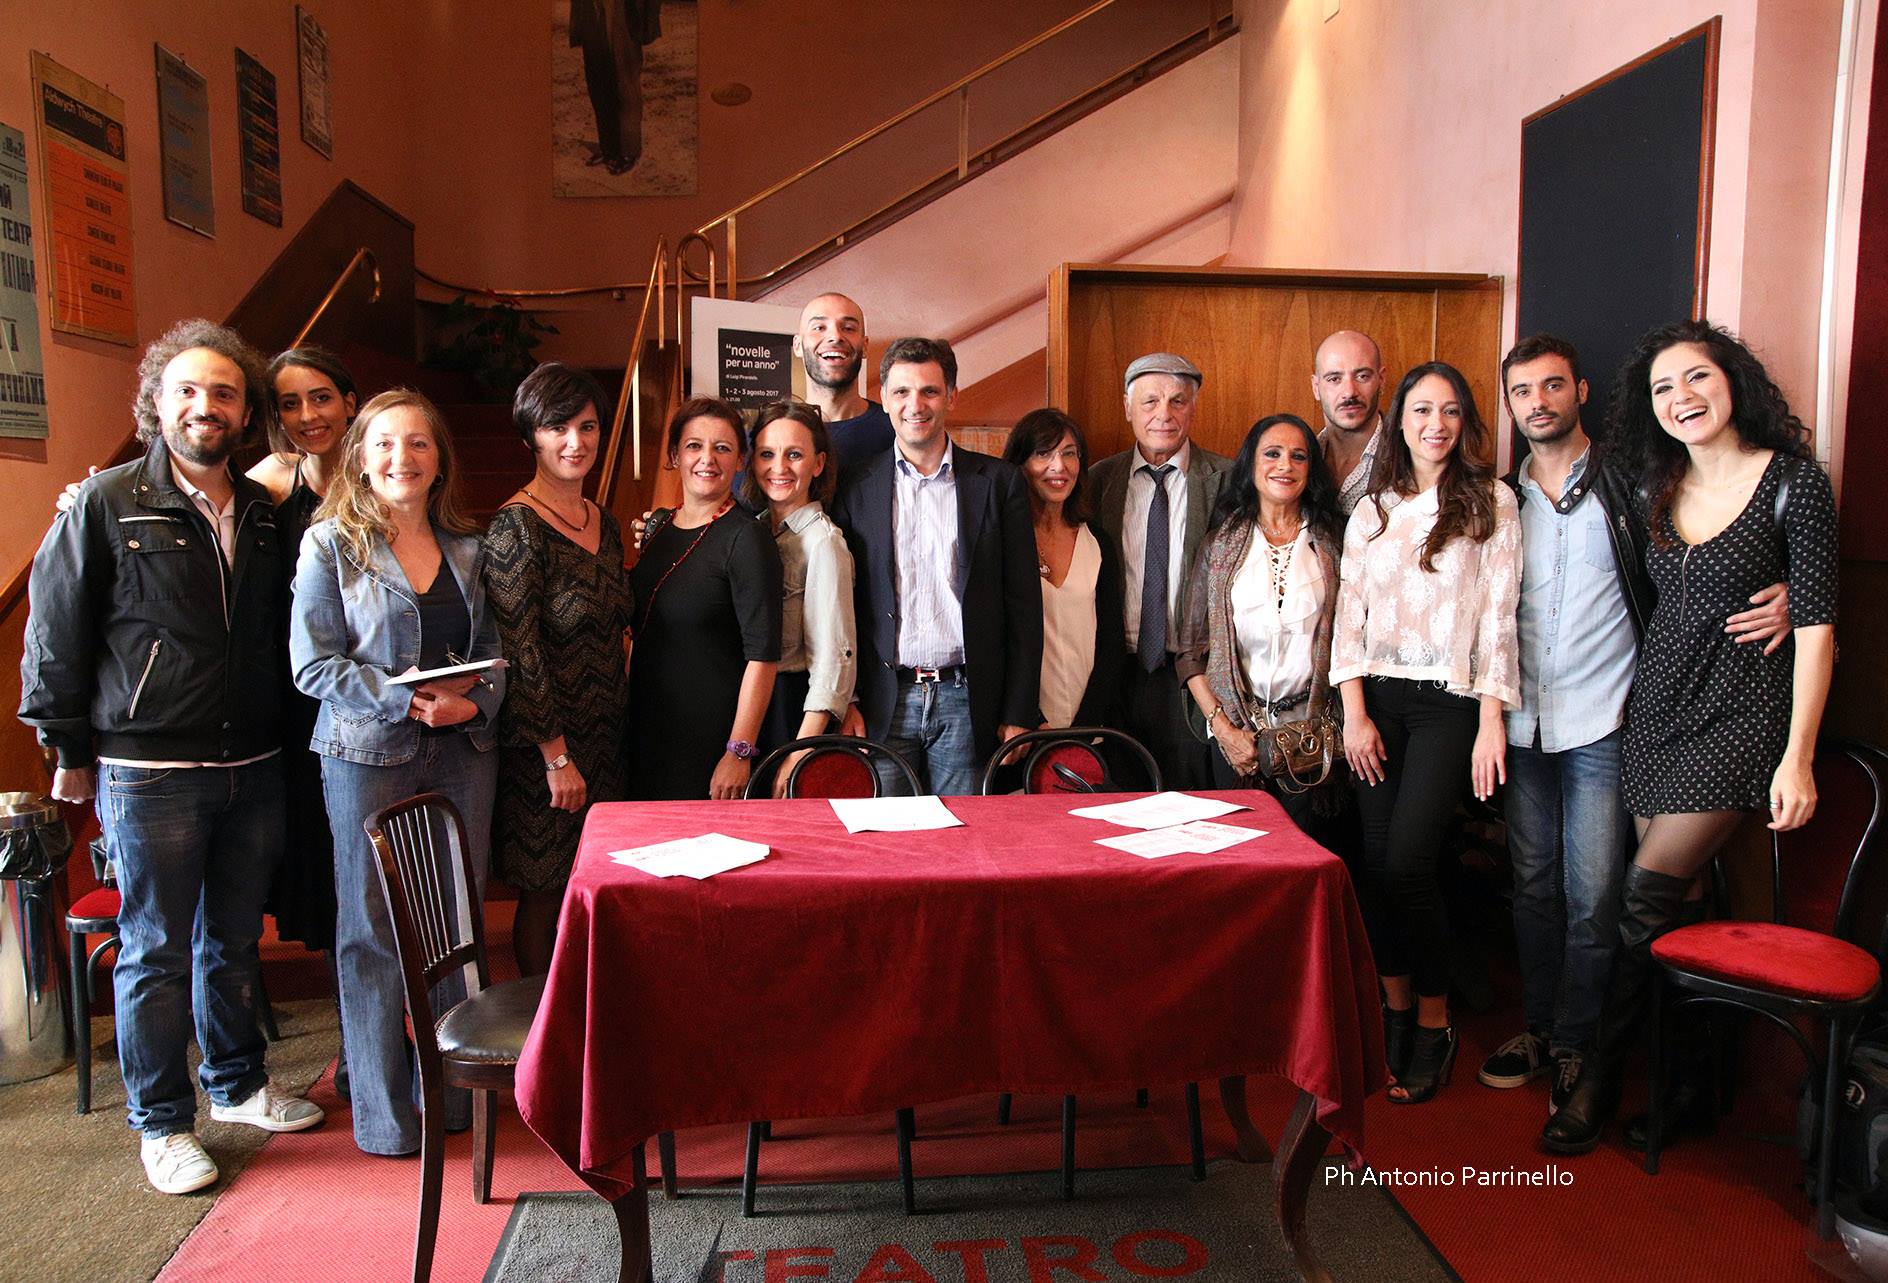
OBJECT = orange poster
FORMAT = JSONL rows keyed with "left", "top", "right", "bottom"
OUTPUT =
{"left": 31, "top": 51, "right": 137, "bottom": 346}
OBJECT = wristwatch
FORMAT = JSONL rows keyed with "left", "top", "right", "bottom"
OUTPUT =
{"left": 545, "top": 753, "right": 571, "bottom": 772}
{"left": 725, "top": 739, "right": 756, "bottom": 761}
{"left": 1203, "top": 706, "right": 1224, "bottom": 742}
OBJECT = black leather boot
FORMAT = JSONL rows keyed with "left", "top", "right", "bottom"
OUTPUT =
{"left": 1541, "top": 864, "right": 1692, "bottom": 1155}
{"left": 1625, "top": 899, "right": 1717, "bottom": 1150}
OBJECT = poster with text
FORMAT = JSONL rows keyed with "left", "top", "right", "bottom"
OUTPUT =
{"left": 155, "top": 46, "right": 215, "bottom": 237}
{"left": 31, "top": 51, "right": 136, "bottom": 346}
{"left": 717, "top": 328, "right": 794, "bottom": 411}
{"left": 296, "top": 6, "right": 332, "bottom": 158}
{"left": 236, "top": 49, "right": 283, "bottom": 226}
{"left": 0, "top": 123, "right": 49, "bottom": 439}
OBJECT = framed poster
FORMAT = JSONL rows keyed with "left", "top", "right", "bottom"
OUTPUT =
{"left": 296, "top": 6, "right": 332, "bottom": 158}
{"left": 235, "top": 48, "right": 283, "bottom": 226}
{"left": 0, "top": 123, "right": 49, "bottom": 439}
{"left": 30, "top": 51, "right": 136, "bottom": 346}
{"left": 155, "top": 45, "right": 215, "bottom": 237}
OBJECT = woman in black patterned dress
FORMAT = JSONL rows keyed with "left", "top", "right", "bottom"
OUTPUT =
{"left": 1545, "top": 321, "right": 1837, "bottom": 1154}
{"left": 484, "top": 364, "right": 634, "bottom": 976}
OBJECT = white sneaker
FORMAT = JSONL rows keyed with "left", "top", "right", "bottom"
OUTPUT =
{"left": 141, "top": 1132, "right": 219, "bottom": 1194}
{"left": 209, "top": 1081, "right": 325, "bottom": 1133}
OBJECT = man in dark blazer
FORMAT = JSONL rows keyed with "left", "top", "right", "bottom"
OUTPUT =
{"left": 1088, "top": 352, "right": 1230, "bottom": 790}
{"left": 833, "top": 337, "right": 1042, "bottom": 794}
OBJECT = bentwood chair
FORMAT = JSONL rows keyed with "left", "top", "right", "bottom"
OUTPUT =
{"left": 978, "top": 728, "right": 1202, "bottom": 1195}
{"left": 364, "top": 794, "right": 563, "bottom": 1283}
{"left": 744, "top": 734, "right": 922, "bottom": 800}
{"left": 739, "top": 735, "right": 923, "bottom": 1214}
{"left": 1643, "top": 739, "right": 1888, "bottom": 1239}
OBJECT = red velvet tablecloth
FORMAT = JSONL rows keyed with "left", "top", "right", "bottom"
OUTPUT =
{"left": 517, "top": 791, "right": 1385, "bottom": 1201}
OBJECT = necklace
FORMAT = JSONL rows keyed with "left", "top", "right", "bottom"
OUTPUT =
{"left": 523, "top": 487, "right": 591, "bottom": 533}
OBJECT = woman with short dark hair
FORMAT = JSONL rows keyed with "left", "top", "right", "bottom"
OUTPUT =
{"left": 628, "top": 397, "right": 782, "bottom": 800}
{"left": 483, "top": 362, "right": 634, "bottom": 975}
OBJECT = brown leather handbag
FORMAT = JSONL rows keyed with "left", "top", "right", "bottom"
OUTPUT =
{"left": 1251, "top": 707, "right": 1342, "bottom": 794}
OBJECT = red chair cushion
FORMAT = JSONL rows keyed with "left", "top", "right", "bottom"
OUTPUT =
{"left": 1028, "top": 744, "right": 1107, "bottom": 794}
{"left": 67, "top": 887, "right": 122, "bottom": 927}
{"left": 1653, "top": 921, "right": 1881, "bottom": 1003}
{"left": 792, "top": 750, "right": 878, "bottom": 799}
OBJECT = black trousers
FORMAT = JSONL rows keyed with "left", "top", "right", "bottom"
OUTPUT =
{"left": 1351, "top": 677, "right": 1479, "bottom": 997}
{"left": 576, "top": 1, "right": 647, "bottom": 164}
{"left": 1121, "top": 656, "right": 1214, "bottom": 791}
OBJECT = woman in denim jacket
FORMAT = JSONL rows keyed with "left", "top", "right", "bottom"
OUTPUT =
{"left": 290, "top": 389, "right": 505, "bottom": 1157}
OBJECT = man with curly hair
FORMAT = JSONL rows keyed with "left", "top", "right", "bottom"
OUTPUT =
{"left": 20, "top": 318, "right": 322, "bottom": 1195}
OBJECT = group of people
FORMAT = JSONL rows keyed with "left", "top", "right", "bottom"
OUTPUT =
{"left": 18, "top": 284, "right": 1837, "bottom": 1193}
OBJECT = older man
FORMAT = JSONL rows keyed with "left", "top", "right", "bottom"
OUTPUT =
{"left": 21, "top": 319, "right": 323, "bottom": 1195}
{"left": 1088, "top": 353, "right": 1230, "bottom": 789}
{"left": 1312, "top": 330, "right": 1387, "bottom": 516}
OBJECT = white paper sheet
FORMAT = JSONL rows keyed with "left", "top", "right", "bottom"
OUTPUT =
{"left": 828, "top": 794, "right": 964, "bottom": 833}
{"left": 386, "top": 657, "right": 510, "bottom": 686}
{"left": 1068, "top": 791, "right": 1249, "bottom": 830}
{"left": 609, "top": 833, "right": 769, "bottom": 879}
{"left": 1095, "top": 819, "right": 1268, "bottom": 858}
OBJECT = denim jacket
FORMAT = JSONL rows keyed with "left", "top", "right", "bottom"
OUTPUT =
{"left": 290, "top": 518, "right": 506, "bottom": 766}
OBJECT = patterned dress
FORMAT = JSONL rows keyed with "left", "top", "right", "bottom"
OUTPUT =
{"left": 1622, "top": 453, "right": 1838, "bottom": 815}
{"left": 483, "top": 504, "right": 634, "bottom": 891}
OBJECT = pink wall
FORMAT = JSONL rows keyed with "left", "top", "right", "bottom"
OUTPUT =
{"left": 0, "top": 0, "right": 424, "bottom": 578}
{"left": 1225, "top": 0, "right": 1849, "bottom": 461}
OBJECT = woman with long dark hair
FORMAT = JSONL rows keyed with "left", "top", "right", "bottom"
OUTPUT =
{"left": 484, "top": 363, "right": 634, "bottom": 975}
{"left": 1178, "top": 413, "right": 1342, "bottom": 832}
{"left": 1331, "top": 362, "right": 1522, "bottom": 1103}
{"left": 1001, "top": 408, "right": 1124, "bottom": 733}
{"left": 1543, "top": 321, "right": 1837, "bottom": 1154}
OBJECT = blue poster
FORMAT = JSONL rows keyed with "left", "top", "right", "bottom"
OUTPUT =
{"left": 155, "top": 46, "right": 214, "bottom": 237}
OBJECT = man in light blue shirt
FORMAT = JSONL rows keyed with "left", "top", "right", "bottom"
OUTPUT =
{"left": 1481, "top": 334, "right": 1790, "bottom": 1120}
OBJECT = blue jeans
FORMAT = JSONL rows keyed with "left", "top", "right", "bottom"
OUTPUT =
{"left": 98, "top": 757, "right": 283, "bottom": 1137}
{"left": 878, "top": 671, "right": 977, "bottom": 796}
{"left": 1505, "top": 729, "right": 1631, "bottom": 1053}
{"left": 321, "top": 732, "right": 496, "bottom": 1154}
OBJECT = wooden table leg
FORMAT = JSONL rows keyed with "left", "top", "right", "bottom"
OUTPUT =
{"left": 1271, "top": 1090, "right": 1333, "bottom": 1283}
{"left": 610, "top": 1145, "right": 655, "bottom": 1283}
{"left": 1218, "top": 1074, "right": 1273, "bottom": 1162}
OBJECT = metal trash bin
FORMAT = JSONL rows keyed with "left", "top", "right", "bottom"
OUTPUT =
{"left": 0, "top": 792, "right": 71, "bottom": 1084}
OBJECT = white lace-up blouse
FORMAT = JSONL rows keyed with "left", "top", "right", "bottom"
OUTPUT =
{"left": 1329, "top": 484, "right": 1523, "bottom": 706}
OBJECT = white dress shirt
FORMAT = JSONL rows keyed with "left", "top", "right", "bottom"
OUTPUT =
{"left": 1121, "top": 439, "right": 1190, "bottom": 652}
{"left": 892, "top": 441, "right": 965, "bottom": 668}
{"left": 1230, "top": 524, "right": 1324, "bottom": 705}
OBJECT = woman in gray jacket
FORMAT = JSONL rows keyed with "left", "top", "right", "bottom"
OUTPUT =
{"left": 290, "top": 389, "right": 505, "bottom": 1157}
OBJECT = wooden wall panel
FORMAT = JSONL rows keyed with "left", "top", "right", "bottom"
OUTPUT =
{"left": 1051, "top": 264, "right": 1504, "bottom": 465}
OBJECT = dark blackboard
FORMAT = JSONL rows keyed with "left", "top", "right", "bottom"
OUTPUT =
{"left": 1515, "top": 23, "right": 1717, "bottom": 443}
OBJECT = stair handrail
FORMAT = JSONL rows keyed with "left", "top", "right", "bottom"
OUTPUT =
{"left": 291, "top": 248, "right": 381, "bottom": 349}
{"left": 596, "top": 235, "right": 671, "bottom": 508}
{"left": 691, "top": 0, "right": 1233, "bottom": 295}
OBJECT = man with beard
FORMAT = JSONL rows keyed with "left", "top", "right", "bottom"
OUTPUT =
{"left": 20, "top": 319, "right": 322, "bottom": 1194}
{"left": 1311, "top": 329, "right": 1387, "bottom": 516}
{"left": 1482, "top": 334, "right": 1788, "bottom": 1121}
{"left": 791, "top": 291, "right": 893, "bottom": 475}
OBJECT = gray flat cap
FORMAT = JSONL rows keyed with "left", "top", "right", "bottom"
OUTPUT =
{"left": 1123, "top": 352, "right": 1203, "bottom": 392}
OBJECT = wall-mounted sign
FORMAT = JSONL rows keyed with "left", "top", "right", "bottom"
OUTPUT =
{"left": 235, "top": 48, "right": 283, "bottom": 227}
{"left": 30, "top": 51, "right": 136, "bottom": 346}
{"left": 155, "top": 46, "right": 215, "bottom": 237}
{"left": 296, "top": 6, "right": 332, "bottom": 158}
{"left": 688, "top": 297, "right": 805, "bottom": 414}
{"left": 0, "top": 123, "right": 49, "bottom": 440}
{"left": 717, "top": 328, "right": 795, "bottom": 411}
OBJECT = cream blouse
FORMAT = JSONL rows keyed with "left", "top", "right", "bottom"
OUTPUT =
{"left": 1329, "top": 484, "right": 1522, "bottom": 706}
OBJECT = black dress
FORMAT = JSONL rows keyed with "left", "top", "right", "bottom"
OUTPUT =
{"left": 266, "top": 463, "right": 338, "bottom": 950}
{"left": 1622, "top": 453, "right": 1838, "bottom": 815}
{"left": 627, "top": 510, "right": 782, "bottom": 799}
{"left": 484, "top": 504, "right": 634, "bottom": 891}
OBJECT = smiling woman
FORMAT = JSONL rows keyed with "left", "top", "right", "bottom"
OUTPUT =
{"left": 627, "top": 396, "right": 782, "bottom": 801}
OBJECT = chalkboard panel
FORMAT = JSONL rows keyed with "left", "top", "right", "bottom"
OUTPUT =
{"left": 1515, "top": 22, "right": 1718, "bottom": 444}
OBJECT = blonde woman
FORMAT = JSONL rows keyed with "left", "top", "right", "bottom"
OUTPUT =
{"left": 290, "top": 389, "right": 505, "bottom": 1156}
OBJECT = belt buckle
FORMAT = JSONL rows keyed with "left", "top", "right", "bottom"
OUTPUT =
{"left": 913, "top": 665, "right": 941, "bottom": 684}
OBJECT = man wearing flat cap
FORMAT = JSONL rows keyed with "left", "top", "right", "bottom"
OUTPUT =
{"left": 1088, "top": 353, "right": 1230, "bottom": 789}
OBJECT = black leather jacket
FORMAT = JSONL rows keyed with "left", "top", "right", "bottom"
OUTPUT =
{"left": 1503, "top": 446, "right": 1654, "bottom": 639}
{"left": 19, "top": 435, "right": 287, "bottom": 768}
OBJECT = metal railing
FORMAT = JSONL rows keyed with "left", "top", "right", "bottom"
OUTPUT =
{"left": 291, "top": 248, "right": 381, "bottom": 349}
{"left": 596, "top": 235, "right": 672, "bottom": 506}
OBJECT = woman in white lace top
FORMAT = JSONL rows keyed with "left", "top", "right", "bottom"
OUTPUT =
{"left": 1331, "top": 361, "right": 1522, "bottom": 1105}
